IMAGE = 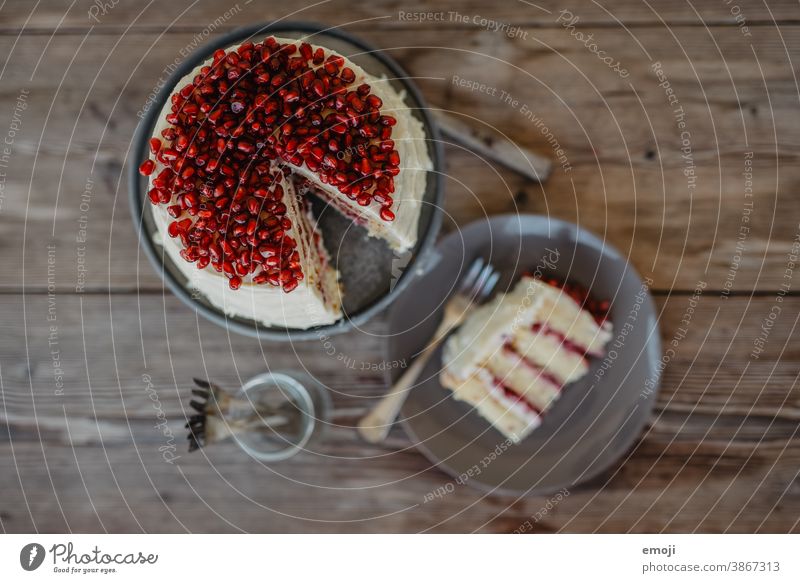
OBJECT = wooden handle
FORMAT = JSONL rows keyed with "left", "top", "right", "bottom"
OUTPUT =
{"left": 432, "top": 109, "right": 552, "bottom": 182}
{"left": 357, "top": 319, "right": 452, "bottom": 444}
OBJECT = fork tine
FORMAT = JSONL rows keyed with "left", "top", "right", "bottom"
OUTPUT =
{"left": 459, "top": 257, "right": 484, "bottom": 293}
{"left": 478, "top": 271, "right": 501, "bottom": 301}
{"left": 470, "top": 263, "right": 493, "bottom": 299}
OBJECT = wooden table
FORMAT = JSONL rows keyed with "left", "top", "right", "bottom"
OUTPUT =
{"left": 2, "top": 0, "right": 799, "bottom": 533}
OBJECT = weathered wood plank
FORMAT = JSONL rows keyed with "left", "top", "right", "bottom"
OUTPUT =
{"left": 0, "top": 0, "right": 796, "bottom": 31}
{"left": 6, "top": 147, "right": 798, "bottom": 293}
{"left": 3, "top": 293, "right": 798, "bottom": 421}
{"left": 1, "top": 437, "right": 797, "bottom": 533}
{"left": 2, "top": 1, "right": 800, "bottom": 535}
{"left": 1, "top": 293, "right": 798, "bottom": 532}
{"left": 3, "top": 27, "right": 799, "bottom": 154}
{"left": 2, "top": 26, "right": 799, "bottom": 292}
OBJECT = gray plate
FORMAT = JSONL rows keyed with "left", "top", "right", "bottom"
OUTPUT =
{"left": 387, "top": 214, "right": 661, "bottom": 496}
{"left": 129, "top": 23, "right": 444, "bottom": 341}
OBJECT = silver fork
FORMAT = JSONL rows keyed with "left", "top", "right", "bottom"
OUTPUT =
{"left": 357, "top": 258, "right": 500, "bottom": 443}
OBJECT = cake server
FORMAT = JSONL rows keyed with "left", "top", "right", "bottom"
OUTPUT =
{"left": 357, "top": 257, "right": 500, "bottom": 443}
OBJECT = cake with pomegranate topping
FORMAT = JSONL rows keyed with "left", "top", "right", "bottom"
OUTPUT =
{"left": 138, "top": 36, "right": 431, "bottom": 328}
{"left": 440, "top": 276, "right": 612, "bottom": 442}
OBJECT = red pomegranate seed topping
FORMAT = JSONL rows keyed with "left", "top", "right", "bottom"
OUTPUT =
{"left": 139, "top": 159, "right": 155, "bottom": 176}
{"left": 143, "top": 36, "right": 401, "bottom": 293}
{"left": 379, "top": 206, "right": 395, "bottom": 222}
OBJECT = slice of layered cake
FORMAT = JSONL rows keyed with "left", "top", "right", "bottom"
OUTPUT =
{"left": 441, "top": 276, "right": 612, "bottom": 442}
{"left": 138, "top": 36, "right": 431, "bottom": 328}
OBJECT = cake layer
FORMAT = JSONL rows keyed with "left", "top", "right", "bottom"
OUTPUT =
{"left": 441, "top": 370, "right": 540, "bottom": 443}
{"left": 441, "top": 276, "right": 613, "bottom": 441}
{"left": 484, "top": 346, "right": 561, "bottom": 411}
{"left": 510, "top": 327, "right": 588, "bottom": 385}
{"left": 530, "top": 285, "right": 610, "bottom": 356}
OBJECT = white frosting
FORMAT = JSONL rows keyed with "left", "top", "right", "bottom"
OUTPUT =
{"left": 147, "top": 36, "right": 431, "bottom": 327}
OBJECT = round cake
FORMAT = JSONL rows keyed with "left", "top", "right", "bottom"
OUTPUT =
{"left": 139, "top": 36, "right": 431, "bottom": 329}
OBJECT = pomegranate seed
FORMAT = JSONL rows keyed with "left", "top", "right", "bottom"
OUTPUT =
{"left": 311, "top": 79, "right": 326, "bottom": 97}
{"left": 380, "top": 206, "right": 395, "bottom": 221}
{"left": 139, "top": 159, "right": 155, "bottom": 176}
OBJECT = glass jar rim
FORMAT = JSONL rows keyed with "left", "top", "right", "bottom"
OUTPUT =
{"left": 233, "top": 372, "right": 316, "bottom": 462}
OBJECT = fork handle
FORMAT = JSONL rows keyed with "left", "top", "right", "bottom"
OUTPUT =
{"left": 357, "top": 319, "right": 452, "bottom": 444}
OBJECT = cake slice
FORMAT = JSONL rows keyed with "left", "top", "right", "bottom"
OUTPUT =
{"left": 441, "top": 277, "right": 612, "bottom": 442}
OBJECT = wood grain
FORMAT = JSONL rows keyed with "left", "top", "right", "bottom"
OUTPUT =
{"left": 3, "top": 25, "right": 800, "bottom": 291}
{"left": 1, "top": 0, "right": 798, "bottom": 31}
{"left": 1, "top": 293, "right": 798, "bottom": 533}
{"left": 1, "top": 0, "right": 799, "bottom": 534}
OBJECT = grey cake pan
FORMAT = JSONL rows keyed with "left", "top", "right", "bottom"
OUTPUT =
{"left": 129, "top": 22, "right": 444, "bottom": 341}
